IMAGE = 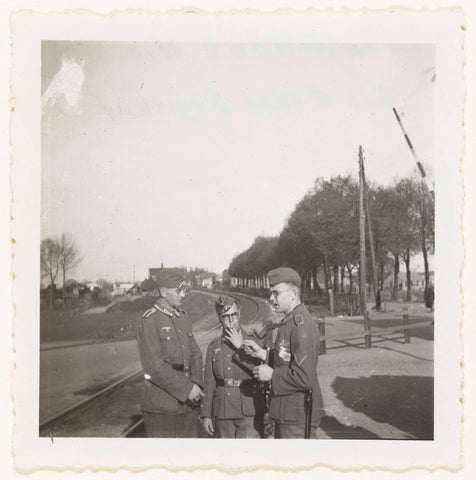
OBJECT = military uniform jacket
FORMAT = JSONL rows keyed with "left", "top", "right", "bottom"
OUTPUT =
{"left": 268, "top": 303, "right": 325, "bottom": 426}
{"left": 136, "top": 298, "right": 203, "bottom": 414}
{"left": 200, "top": 332, "right": 265, "bottom": 419}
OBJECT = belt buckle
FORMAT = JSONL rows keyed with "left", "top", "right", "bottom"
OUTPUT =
{"left": 224, "top": 379, "right": 241, "bottom": 387}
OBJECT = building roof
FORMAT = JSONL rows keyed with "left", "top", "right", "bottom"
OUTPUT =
{"left": 149, "top": 267, "right": 186, "bottom": 277}
{"left": 141, "top": 277, "right": 158, "bottom": 291}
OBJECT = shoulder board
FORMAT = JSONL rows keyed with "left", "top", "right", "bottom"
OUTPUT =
{"left": 143, "top": 307, "right": 156, "bottom": 318}
{"left": 294, "top": 313, "right": 305, "bottom": 326}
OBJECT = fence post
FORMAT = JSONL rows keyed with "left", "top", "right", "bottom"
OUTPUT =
{"left": 329, "top": 289, "right": 335, "bottom": 317}
{"left": 403, "top": 311, "right": 410, "bottom": 343}
{"left": 364, "top": 311, "right": 371, "bottom": 348}
{"left": 317, "top": 317, "right": 326, "bottom": 355}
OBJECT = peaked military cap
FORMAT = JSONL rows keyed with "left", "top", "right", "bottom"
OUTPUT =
{"left": 215, "top": 295, "right": 237, "bottom": 315}
{"left": 267, "top": 267, "right": 302, "bottom": 287}
{"left": 155, "top": 269, "right": 185, "bottom": 288}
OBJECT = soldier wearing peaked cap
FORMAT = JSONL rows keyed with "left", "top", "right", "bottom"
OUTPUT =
{"left": 200, "top": 296, "right": 266, "bottom": 438}
{"left": 136, "top": 269, "right": 204, "bottom": 437}
{"left": 243, "top": 267, "right": 325, "bottom": 439}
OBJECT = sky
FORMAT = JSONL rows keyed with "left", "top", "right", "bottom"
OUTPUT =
{"left": 41, "top": 42, "right": 435, "bottom": 283}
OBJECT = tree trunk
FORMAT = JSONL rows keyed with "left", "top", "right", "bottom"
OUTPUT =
{"left": 392, "top": 253, "right": 400, "bottom": 301}
{"left": 323, "top": 257, "right": 330, "bottom": 293}
{"left": 312, "top": 263, "right": 321, "bottom": 294}
{"left": 311, "top": 263, "right": 316, "bottom": 294}
{"left": 419, "top": 185, "right": 431, "bottom": 286}
{"left": 404, "top": 249, "right": 411, "bottom": 302}
{"left": 333, "top": 265, "right": 338, "bottom": 292}
{"left": 347, "top": 265, "right": 353, "bottom": 293}
{"left": 340, "top": 266, "right": 345, "bottom": 293}
{"left": 304, "top": 272, "right": 309, "bottom": 307}
{"left": 62, "top": 266, "right": 66, "bottom": 308}
{"left": 49, "top": 283, "right": 55, "bottom": 310}
{"left": 422, "top": 236, "right": 430, "bottom": 286}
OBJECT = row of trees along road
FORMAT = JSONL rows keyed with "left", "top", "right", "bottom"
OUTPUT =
{"left": 40, "top": 233, "right": 82, "bottom": 308}
{"left": 228, "top": 171, "right": 434, "bottom": 302}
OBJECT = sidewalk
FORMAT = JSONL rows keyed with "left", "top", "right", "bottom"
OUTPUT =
{"left": 315, "top": 314, "right": 434, "bottom": 439}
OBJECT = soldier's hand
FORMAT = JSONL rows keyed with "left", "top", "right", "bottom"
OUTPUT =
{"left": 243, "top": 340, "right": 267, "bottom": 361}
{"left": 188, "top": 383, "right": 205, "bottom": 403}
{"left": 253, "top": 364, "right": 273, "bottom": 382}
{"left": 201, "top": 417, "right": 215, "bottom": 436}
{"left": 224, "top": 326, "right": 243, "bottom": 349}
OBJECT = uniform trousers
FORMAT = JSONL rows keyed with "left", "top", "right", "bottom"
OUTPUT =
{"left": 274, "top": 422, "right": 318, "bottom": 439}
{"left": 142, "top": 410, "right": 200, "bottom": 438}
{"left": 215, "top": 416, "right": 264, "bottom": 439}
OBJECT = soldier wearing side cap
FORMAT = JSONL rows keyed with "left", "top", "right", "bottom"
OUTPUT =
{"left": 200, "top": 296, "right": 265, "bottom": 438}
{"left": 243, "top": 267, "right": 325, "bottom": 439}
{"left": 136, "top": 269, "right": 204, "bottom": 437}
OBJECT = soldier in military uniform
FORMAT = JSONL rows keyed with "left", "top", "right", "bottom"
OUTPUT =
{"left": 136, "top": 269, "right": 204, "bottom": 437}
{"left": 243, "top": 267, "right": 325, "bottom": 439}
{"left": 200, "top": 296, "right": 265, "bottom": 438}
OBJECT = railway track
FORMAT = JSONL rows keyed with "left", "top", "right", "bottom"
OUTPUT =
{"left": 39, "top": 368, "right": 144, "bottom": 437}
{"left": 39, "top": 290, "right": 267, "bottom": 438}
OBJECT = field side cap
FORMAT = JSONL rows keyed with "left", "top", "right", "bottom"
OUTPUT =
{"left": 155, "top": 269, "right": 185, "bottom": 288}
{"left": 267, "top": 267, "right": 302, "bottom": 287}
{"left": 215, "top": 295, "right": 236, "bottom": 315}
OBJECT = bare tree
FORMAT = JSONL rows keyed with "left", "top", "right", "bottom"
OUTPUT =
{"left": 58, "top": 233, "right": 82, "bottom": 307}
{"left": 40, "top": 238, "right": 61, "bottom": 309}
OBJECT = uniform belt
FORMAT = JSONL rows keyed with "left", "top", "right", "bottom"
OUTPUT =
{"left": 144, "top": 364, "right": 189, "bottom": 381}
{"left": 170, "top": 364, "right": 189, "bottom": 372}
{"left": 216, "top": 378, "right": 253, "bottom": 387}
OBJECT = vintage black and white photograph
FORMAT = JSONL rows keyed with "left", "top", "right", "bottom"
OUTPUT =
{"left": 9, "top": 8, "right": 465, "bottom": 472}
{"left": 39, "top": 40, "right": 436, "bottom": 440}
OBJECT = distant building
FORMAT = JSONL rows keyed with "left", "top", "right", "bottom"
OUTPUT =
{"left": 141, "top": 277, "right": 158, "bottom": 293}
{"left": 201, "top": 276, "right": 214, "bottom": 289}
{"left": 383, "top": 271, "right": 435, "bottom": 292}
{"left": 113, "top": 282, "right": 134, "bottom": 296}
{"left": 149, "top": 267, "right": 186, "bottom": 283}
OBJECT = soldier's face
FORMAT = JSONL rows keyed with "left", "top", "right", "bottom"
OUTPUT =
{"left": 269, "top": 283, "right": 294, "bottom": 313}
{"left": 161, "top": 286, "right": 186, "bottom": 308}
{"left": 218, "top": 303, "right": 240, "bottom": 330}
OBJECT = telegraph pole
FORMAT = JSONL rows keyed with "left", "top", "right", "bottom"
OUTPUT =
{"left": 361, "top": 160, "right": 381, "bottom": 310}
{"left": 359, "top": 146, "right": 371, "bottom": 348}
